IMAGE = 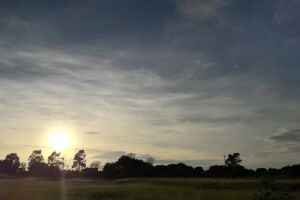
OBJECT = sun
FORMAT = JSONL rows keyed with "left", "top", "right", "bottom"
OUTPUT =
{"left": 48, "top": 132, "right": 71, "bottom": 152}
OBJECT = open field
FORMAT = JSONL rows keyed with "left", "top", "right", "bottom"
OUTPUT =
{"left": 0, "top": 178, "right": 299, "bottom": 200}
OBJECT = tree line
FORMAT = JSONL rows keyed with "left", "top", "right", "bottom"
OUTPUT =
{"left": 0, "top": 150, "right": 299, "bottom": 178}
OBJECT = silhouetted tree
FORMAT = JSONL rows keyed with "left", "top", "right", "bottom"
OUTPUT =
{"left": 102, "top": 162, "right": 118, "bottom": 177}
{"left": 194, "top": 166, "right": 204, "bottom": 177}
{"left": 280, "top": 164, "right": 300, "bottom": 178}
{"left": 206, "top": 164, "right": 253, "bottom": 177}
{"left": 0, "top": 153, "right": 20, "bottom": 174}
{"left": 1, "top": 148, "right": 299, "bottom": 178}
{"left": 267, "top": 168, "right": 280, "bottom": 176}
{"left": 5, "top": 153, "right": 20, "bottom": 167}
{"left": 48, "top": 151, "right": 64, "bottom": 170}
{"left": 155, "top": 163, "right": 194, "bottom": 178}
{"left": 28, "top": 150, "right": 44, "bottom": 169}
{"left": 103, "top": 155, "right": 155, "bottom": 178}
{"left": 28, "top": 162, "right": 49, "bottom": 176}
{"left": 224, "top": 153, "right": 242, "bottom": 166}
{"left": 27, "top": 150, "right": 49, "bottom": 176}
{"left": 72, "top": 150, "right": 86, "bottom": 171}
{"left": 6, "top": 153, "right": 20, "bottom": 171}
{"left": 206, "top": 165, "right": 226, "bottom": 177}
{"left": 256, "top": 168, "right": 267, "bottom": 176}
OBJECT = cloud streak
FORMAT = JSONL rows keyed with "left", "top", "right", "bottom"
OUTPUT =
{"left": 270, "top": 129, "right": 300, "bottom": 143}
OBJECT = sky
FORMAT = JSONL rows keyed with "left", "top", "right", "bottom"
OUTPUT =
{"left": 0, "top": 0, "right": 299, "bottom": 169}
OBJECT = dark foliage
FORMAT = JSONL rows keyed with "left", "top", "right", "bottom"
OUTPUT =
{"left": 26, "top": 150, "right": 61, "bottom": 177}
{"left": 194, "top": 166, "right": 205, "bottom": 177}
{"left": 48, "top": 151, "right": 64, "bottom": 170}
{"left": 155, "top": 163, "right": 194, "bottom": 177}
{"left": 72, "top": 150, "right": 86, "bottom": 172}
{"left": 261, "top": 165, "right": 300, "bottom": 178}
{"left": 101, "top": 154, "right": 300, "bottom": 179}
{"left": 0, "top": 150, "right": 299, "bottom": 179}
{"left": 81, "top": 168, "right": 100, "bottom": 178}
{"left": 102, "top": 155, "right": 155, "bottom": 178}
{"left": 28, "top": 162, "right": 61, "bottom": 177}
{"left": 0, "top": 153, "right": 20, "bottom": 174}
{"left": 224, "top": 153, "right": 242, "bottom": 167}
{"left": 206, "top": 165, "right": 255, "bottom": 177}
{"left": 28, "top": 150, "right": 44, "bottom": 169}
{"left": 280, "top": 165, "right": 300, "bottom": 178}
{"left": 256, "top": 168, "right": 268, "bottom": 176}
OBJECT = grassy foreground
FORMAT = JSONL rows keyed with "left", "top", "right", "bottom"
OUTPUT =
{"left": 0, "top": 178, "right": 299, "bottom": 200}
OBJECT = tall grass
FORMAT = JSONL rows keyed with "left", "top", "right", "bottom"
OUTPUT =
{"left": 0, "top": 178, "right": 298, "bottom": 200}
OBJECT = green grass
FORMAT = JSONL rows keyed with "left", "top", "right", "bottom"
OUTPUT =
{"left": 0, "top": 178, "right": 299, "bottom": 200}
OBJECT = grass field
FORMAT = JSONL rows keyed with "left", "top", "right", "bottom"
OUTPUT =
{"left": 0, "top": 178, "right": 299, "bottom": 200}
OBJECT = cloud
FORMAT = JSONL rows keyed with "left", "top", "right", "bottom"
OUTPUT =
{"left": 86, "top": 131, "right": 101, "bottom": 135}
{"left": 270, "top": 129, "right": 300, "bottom": 143}
{"left": 93, "top": 151, "right": 127, "bottom": 160}
{"left": 23, "top": 144, "right": 44, "bottom": 149}
{"left": 272, "top": 0, "right": 300, "bottom": 26}
{"left": 0, "top": 1, "right": 300, "bottom": 168}
{"left": 175, "top": 0, "right": 234, "bottom": 21}
{"left": 254, "top": 128, "right": 300, "bottom": 162}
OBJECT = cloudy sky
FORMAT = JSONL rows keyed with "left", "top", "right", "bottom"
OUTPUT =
{"left": 0, "top": 0, "right": 299, "bottom": 169}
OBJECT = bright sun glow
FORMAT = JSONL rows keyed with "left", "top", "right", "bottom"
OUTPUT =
{"left": 48, "top": 132, "right": 71, "bottom": 152}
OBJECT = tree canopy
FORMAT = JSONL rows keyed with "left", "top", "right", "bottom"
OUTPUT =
{"left": 48, "top": 151, "right": 64, "bottom": 170}
{"left": 224, "top": 153, "right": 242, "bottom": 167}
{"left": 72, "top": 150, "right": 86, "bottom": 171}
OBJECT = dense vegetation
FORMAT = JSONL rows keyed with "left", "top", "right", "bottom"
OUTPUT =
{"left": 0, "top": 150, "right": 299, "bottom": 179}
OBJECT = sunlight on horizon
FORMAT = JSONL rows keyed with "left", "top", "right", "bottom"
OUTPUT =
{"left": 48, "top": 131, "right": 71, "bottom": 153}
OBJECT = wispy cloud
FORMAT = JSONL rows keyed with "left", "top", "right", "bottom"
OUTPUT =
{"left": 269, "top": 129, "right": 300, "bottom": 143}
{"left": 175, "top": 0, "right": 234, "bottom": 22}
{"left": 0, "top": 1, "right": 299, "bottom": 168}
{"left": 86, "top": 131, "right": 101, "bottom": 135}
